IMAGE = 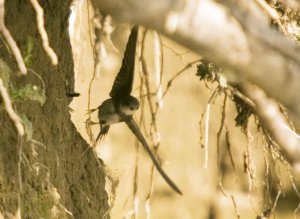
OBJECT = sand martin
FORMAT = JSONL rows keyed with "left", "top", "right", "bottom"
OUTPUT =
{"left": 95, "top": 25, "right": 182, "bottom": 195}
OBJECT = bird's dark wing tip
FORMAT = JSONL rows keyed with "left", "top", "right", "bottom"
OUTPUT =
{"left": 96, "top": 126, "right": 110, "bottom": 142}
{"left": 174, "top": 186, "right": 183, "bottom": 195}
{"left": 125, "top": 117, "right": 183, "bottom": 195}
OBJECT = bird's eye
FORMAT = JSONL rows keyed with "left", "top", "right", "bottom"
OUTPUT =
{"left": 130, "top": 107, "right": 134, "bottom": 110}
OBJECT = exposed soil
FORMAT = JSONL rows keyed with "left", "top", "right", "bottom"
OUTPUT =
{"left": 0, "top": 1, "right": 108, "bottom": 218}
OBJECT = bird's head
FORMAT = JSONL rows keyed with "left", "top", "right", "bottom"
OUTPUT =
{"left": 119, "top": 96, "right": 140, "bottom": 116}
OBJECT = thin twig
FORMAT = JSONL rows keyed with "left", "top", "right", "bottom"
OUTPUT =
{"left": 262, "top": 136, "right": 272, "bottom": 207}
{"left": 225, "top": 128, "right": 236, "bottom": 170}
{"left": 219, "top": 181, "right": 241, "bottom": 219}
{"left": 204, "top": 103, "right": 211, "bottom": 169}
{"left": 162, "top": 44, "right": 190, "bottom": 60}
{"left": 244, "top": 128, "right": 255, "bottom": 195}
{"left": 0, "top": 77, "right": 24, "bottom": 136}
{"left": 30, "top": 0, "right": 58, "bottom": 65}
{"left": 271, "top": 190, "right": 281, "bottom": 215}
{"left": 131, "top": 63, "right": 146, "bottom": 218}
{"left": 288, "top": 172, "right": 300, "bottom": 218}
{"left": 86, "top": 0, "right": 97, "bottom": 145}
{"left": 0, "top": 0, "right": 27, "bottom": 74}
{"left": 131, "top": 115, "right": 142, "bottom": 218}
{"left": 140, "top": 30, "right": 157, "bottom": 129}
{"left": 203, "top": 88, "right": 219, "bottom": 169}
{"left": 140, "top": 29, "right": 157, "bottom": 214}
{"left": 278, "top": 103, "right": 296, "bottom": 131}
{"left": 28, "top": 68, "right": 46, "bottom": 91}
{"left": 216, "top": 93, "right": 227, "bottom": 168}
{"left": 103, "top": 165, "right": 119, "bottom": 219}
{"left": 161, "top": 59, "right": 201, "bottom": 100}
{"left": 157, "top": 34, "right": 164, "bottom": 92}
{"left": 267, "top": 139, "right": 283, "bottom": 192}
{"left": 153, "top": 30, "right": 163, "bottom": 108}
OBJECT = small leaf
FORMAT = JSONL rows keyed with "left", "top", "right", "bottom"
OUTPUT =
{"left": 11, "top": 84, "right": 46, "bottom": 105}
{"left": 24, "top": 36, "right": 34, "bottom": 67}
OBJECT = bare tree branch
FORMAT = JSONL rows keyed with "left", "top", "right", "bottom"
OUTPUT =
{"left": 92, "top": 0, "right": 300, "bottom": 128}
{"left": 241, "top": 83, "right": 300, "bottom": 166}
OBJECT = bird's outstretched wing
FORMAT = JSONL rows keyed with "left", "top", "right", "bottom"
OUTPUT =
{"left": 125, "top": 117, "right": 182, "bottom": 195}
{"left": 110, "top": 25, "right": 139, "bottom": 100}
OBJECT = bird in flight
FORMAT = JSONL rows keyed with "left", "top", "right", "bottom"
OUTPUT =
{"left": 94, "top": 25, "right": 182, "bottom": 195}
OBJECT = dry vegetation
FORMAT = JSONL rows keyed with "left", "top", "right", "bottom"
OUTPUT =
{"left": 1, "top": 0, "right": 300, "bottom": 218}
{"left": 69, "top": 1, "right": 300, "bottom": 218}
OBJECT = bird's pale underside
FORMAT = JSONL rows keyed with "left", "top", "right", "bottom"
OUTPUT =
{"left": 95, "top": 25, "right": 182, "bottom": 195}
